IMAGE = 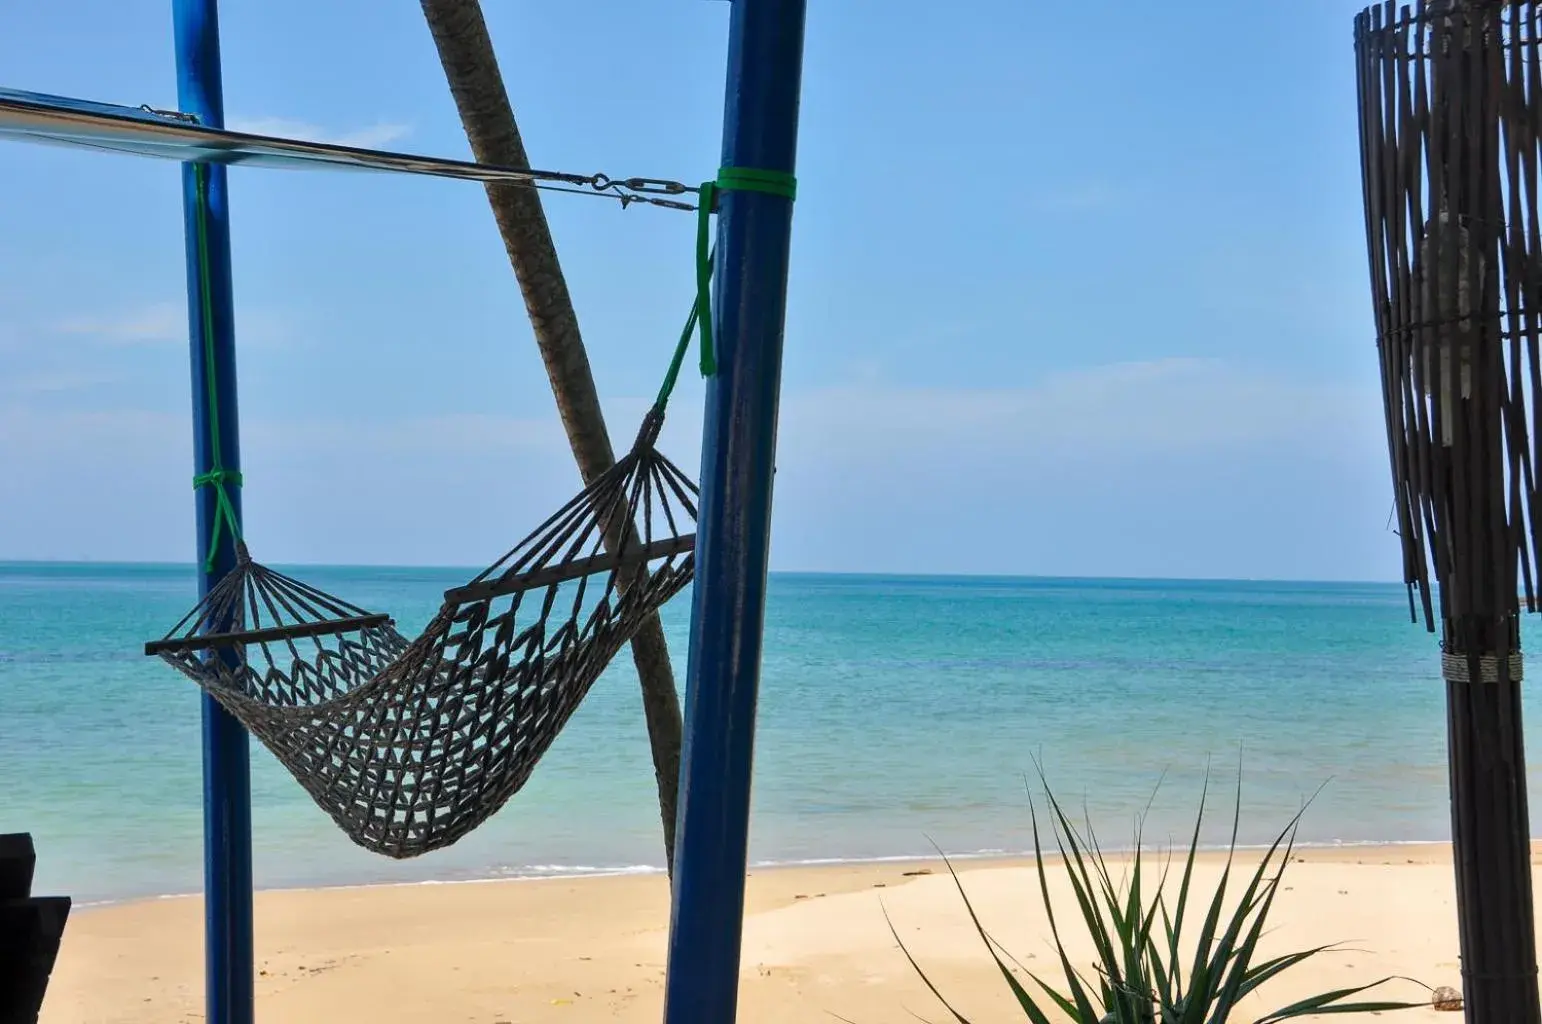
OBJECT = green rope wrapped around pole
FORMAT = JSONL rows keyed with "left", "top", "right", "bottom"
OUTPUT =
{"left": 693, "top": 167, "right": 797, "bottom": 377}
{"left": 190, "top": 163, "right": 243, "bottom": 573}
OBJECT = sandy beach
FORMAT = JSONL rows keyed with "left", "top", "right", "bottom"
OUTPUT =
{"left": 39, "top": 842, "right": 1522, "bottom": 1023}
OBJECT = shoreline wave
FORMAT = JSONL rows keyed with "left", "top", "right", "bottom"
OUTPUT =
{"left": 70, "top": 836, "right": 1470, "bottom": 911}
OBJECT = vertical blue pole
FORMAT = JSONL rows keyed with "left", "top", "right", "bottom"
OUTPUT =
{"left": 662, "top": 1, "right": 807, "bottom": 1021}
{"left": 172, "top": 2, "right": 253, "bottom": 1023}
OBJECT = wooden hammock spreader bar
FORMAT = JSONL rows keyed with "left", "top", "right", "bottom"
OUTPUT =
{"left": 443, "top": 535, "right": 697, "bottom": 605}
{"left": 144, "top": 613, "right": 395, "bottom": 657}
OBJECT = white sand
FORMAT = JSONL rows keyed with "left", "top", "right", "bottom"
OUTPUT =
{"left": 43, "top": 843, "right": 1509, "bottom": 1022}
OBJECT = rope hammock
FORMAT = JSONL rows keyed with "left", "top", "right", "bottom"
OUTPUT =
{"left": 145, "top": 164, "right": 795, "bottom": 859}
{"left": 147, "top": 413, "right": 696, "bottom": 858}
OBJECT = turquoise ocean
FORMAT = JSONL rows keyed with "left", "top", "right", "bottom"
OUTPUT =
{"left": 2, "top": 562, "right": 1537, "bottom": 905}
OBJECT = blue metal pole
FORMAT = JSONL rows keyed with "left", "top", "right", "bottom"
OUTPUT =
{"left": 172, "top": 2, "right": 253, "bottom": 1023}
{"left": 662, "top": 1, "right": 807, "bottom": 1021}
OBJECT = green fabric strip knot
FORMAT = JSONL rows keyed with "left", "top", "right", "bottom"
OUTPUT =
{"left": 692, "top": 166, "right": 798, "bottom": 378}
{"left": 192, "top": 469, "right": 243, "bottom": 573}
{"left": 192, "top": 469, "right": 244, "bottom": 489}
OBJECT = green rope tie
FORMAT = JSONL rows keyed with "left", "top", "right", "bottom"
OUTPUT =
{"left": 655, "top": 278, "right": 705, "bottom": 409}
{"left": 692, "top": 166, "right": 798, "bottom": 378}
{"left": 193, "top": 469, "right": 244, "bottom": 570}
{"left": 191, "top": 163, "right": 243, "bottom": 574}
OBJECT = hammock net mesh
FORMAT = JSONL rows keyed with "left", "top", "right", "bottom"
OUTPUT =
{"left": 147, "top": 411, "right": 697, "bottom": 858}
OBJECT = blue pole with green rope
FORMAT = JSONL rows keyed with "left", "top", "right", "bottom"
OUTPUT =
{"left": 172, "top": 1, "right": 254, "bottom": 1021}
{"left": 663, "top": 0, "right": 808, "bottom": 1020}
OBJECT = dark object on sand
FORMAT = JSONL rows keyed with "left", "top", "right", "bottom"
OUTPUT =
{"left": 1433, "top": 986, "right": 1465, "bottom": 1012}
{"left": 0, "top": 833, "right": 71, "bottom": 1024}
{"left": 1354, "top": 3, "right": 1542, "bottom": 1022}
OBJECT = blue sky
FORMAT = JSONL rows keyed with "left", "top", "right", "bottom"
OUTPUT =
{"left": 0, "top": 0, "right": 1399, "bottom": 580}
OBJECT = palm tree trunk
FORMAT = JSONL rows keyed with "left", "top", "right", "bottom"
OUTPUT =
{"left": 419, "top": 0, "right": 684, "bottom": 875}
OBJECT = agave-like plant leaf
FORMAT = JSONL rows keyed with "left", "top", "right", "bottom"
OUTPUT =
{"left": 937, "top": 850, "right": 1056, "bottom": 1023}
{"left": 1203, "top": 813, "right": 1303, "bottom": 1018}
{"left": 1037, "top": 778, "right": 1152, "bottom": 1022}
{"left": 1255, "top": 984, "right": 1428, "bottom": 1022}
{"left": 1026, "top": 794, "right": 1106, "bottom": 1021}
{"left": 882, "top": 900, "right": 973, "bottom": 1024}
{"left": 885, "top": 765, "right": 1427, "bottom": 1024}
{"left": 883, "top": 839, "right": 1075, "bottom": 1024}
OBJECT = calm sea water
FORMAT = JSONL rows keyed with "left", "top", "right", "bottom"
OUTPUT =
{"left": 0, "top": 563, "right": 1535, "bottom": 904}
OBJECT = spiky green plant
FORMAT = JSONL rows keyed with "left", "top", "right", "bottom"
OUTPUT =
{"left": 884, "top": 770, "right": 1426, "bottom": 1023}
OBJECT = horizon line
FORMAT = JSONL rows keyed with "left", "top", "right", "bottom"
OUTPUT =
{"left": 0, "top": 556, "right": 1408, "bottom": 589}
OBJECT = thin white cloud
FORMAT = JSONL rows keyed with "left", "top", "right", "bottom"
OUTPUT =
{"left": 0, "top": 406, "right": 183, "bottom": 449}
{"left": 779, "top": 358, "right": 1379, "bottom": 460}
{"left": 1, "top": 371, "right": 115, "bottom": 395}
{"left": 232, "top": 309, "right": 301, "bottom": 351}
{"left": 54, "top": 302, "right": 183, "bottom": 345}
{"left": 1032, "top": 180, "right": 1125, "bottom": 213}
{"left": 0, "top": 359, "right": 1389, "bottom": 567}
{"left": 51, "top": 302, "right": 299, "bottom": 350}
{"left": 0, "top": 359, "right": 1373, "bottom": 466}
{"left": 228, "top": 116, "right": 412, "bottom": 151}
{"left": 0, "top": 408, "right": 562, "bottom": 458}
{"left": 244, "top": 412, "right": 568, "bottom": 455}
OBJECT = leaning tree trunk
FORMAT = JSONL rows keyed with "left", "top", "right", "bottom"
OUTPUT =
{"left": 419, "top": 0, "right": 685, "bottom": 874}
